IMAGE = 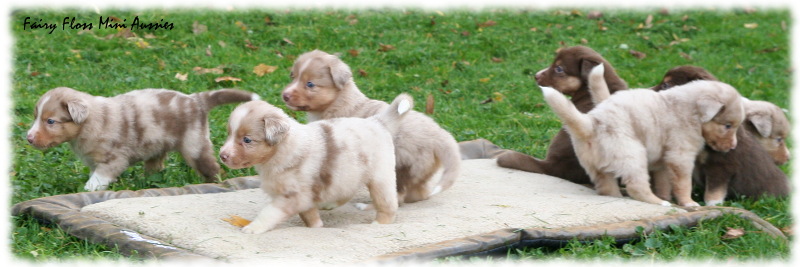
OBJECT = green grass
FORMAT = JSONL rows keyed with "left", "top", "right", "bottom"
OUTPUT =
{"left": 9, "top": 8, "right": 791, "bottom": 263}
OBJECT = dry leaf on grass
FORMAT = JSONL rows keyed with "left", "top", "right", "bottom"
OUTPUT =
{"left": 192, "top": 21, "right": 207, "bottom": 35}
{"left": 722, "top": 227, "right": 745, "bottom": 239}
{"left": 193, "top": 66, "right": 224, "bottom": 75}
{"left": 222, "top": 215, "right": 251, "bottom": 228}
{"left": 205, "top": 45, "right": 212, "bottom": 57}
{"left": 425, "top": 94, "right": 435, "bottom": 115}
{"left": 358, "top": 69, "right": 368, "bottom": 77}
{"left": 348, "top": 49, "right": 359, "bottom": 57}
{"left": 215, "top": 76, "right": 242, "bottom": 83}
{"left": 253, "top": 64, "right": 278, "bottom": 76}
{"left": 744, "top": 23, "right": 759, "bottom": 29}
{"left": 477, "top": 20, "right": 497, "bottom": 28}
{"left": 629, "top": 50, "right": 647, "bottom": 59}
{"left": 175, "top": 72, "right": 188, "bottom": 81}
{"left": 378, "top": 43, "right": 396, "bottom": 52}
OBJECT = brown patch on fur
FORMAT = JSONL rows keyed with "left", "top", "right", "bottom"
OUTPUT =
{"left": 652, "top": 65, "right": 719, "bottom": 91}
{"left": 497, "top": 46, "right": 627, "bottom": 184}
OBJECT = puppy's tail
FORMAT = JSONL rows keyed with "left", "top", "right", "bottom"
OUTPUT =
{"left": 542, "top": 86, "right": 594, "bottom": 140}
{"left": 194, "top": 89, "right": 260, "bottom": 110}
{"left": 588, "top": 64, "right": 610, "bottom": 104}
{"left": 373, "top": 93, "right": 414, "bottom": 134}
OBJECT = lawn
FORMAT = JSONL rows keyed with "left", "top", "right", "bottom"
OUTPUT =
{"left": 8, "top": 7, "right": 791, "bottom": 263}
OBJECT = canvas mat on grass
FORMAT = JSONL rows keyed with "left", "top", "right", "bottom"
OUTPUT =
{"left": 13, "top": 159, "right": 784, "bottom": 264}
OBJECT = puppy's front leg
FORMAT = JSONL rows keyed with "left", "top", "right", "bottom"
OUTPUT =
{"left": 667, "top": 160, "right": 700, "bottom": 207}
{"left": 243, "top": 205, "right": 291, "bottom": 234}
{"left": 84, "top": 163, "right": 126, "bottom": 191}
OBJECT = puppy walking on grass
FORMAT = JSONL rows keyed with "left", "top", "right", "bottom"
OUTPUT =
{"left": 26, "top": 87, "right": 259, "bottom": 191}
{"left": 219, "top": 94, "right": 413, "bottom": 234}
{"left": 542, "top": 64, "right": 745, "bottom": 207}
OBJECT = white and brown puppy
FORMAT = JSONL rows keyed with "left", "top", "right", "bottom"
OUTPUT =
{"left": 543, "top": 65, "right": 745, "bottom": 207}
{"left": 26, "top": 87, "right": 258, "bottom": 191}
{"left": 281, "top": 50, "right": 460, "bottom": 203}
{"left": 742, "top": 99, "right": 791, "bottom": 165}
{"left": 219, "top": 94, "right": 413, "bottom": 234}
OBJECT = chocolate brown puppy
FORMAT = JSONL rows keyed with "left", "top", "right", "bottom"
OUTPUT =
{"left": 496, "top": 46, "right": 627, "bottom": 185}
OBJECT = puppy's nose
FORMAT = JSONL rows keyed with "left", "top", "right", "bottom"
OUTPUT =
{"left": 26, "top": 133, "right": 34, "bottom": 145}
{"left": 534, "top": 69, "right": 545, "bottom": 83}
{"left": 282, "top": 92, "right": 291, "bottom": 102}
{"left": 220, "top": 153, "right": 229, "bottom": 161}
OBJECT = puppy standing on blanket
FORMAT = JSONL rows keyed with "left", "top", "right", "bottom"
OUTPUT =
{"left": 281, "top": 50, "right": 460, "bottom": 203}
{"left": 643, "top": 66, "right": 790, "bottom": 205}
{"left": 496, "top": 46, "right": 627, "bottom": 185}
{"left": 219, "top": 94, "right": 413, "bottom": 234}
{"left": 543, "top": 64, "right": 745, "bottom": 207}
{"left": 26, "top": 87, "right": 259, "bottom": 191}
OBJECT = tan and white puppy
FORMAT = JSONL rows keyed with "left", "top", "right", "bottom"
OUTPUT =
{"left": 742, "top": 99, "right": 791, "bottom": 165}
{"left": 219, "top": 94, "right": 413, "bottom": 234}
{"left": 281, "top": 50, "right": 460, "bottom": 203}
{"left": 543, "top": 65, "right": 745, "bottom": 207}
{"left": 26, "top": 87, "right": 258, "bottom": 191}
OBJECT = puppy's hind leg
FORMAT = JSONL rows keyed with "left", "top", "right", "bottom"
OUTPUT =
{"left": 591, "top": 171, "right": 623, "bottom": 198}
{"left": 299, "top": 208, "right": 323, "bottom": 228}
{"left": 621, "top": 170, "right": 671, "bottom": 206}
{"left": 179, "top": 138, "right": 221, "bottom": 183}
{"left": 367, "top": 170, "right": 399, "bottom": 224}
{"left": 144, "top": 153, "right": 168, "bottom": 175}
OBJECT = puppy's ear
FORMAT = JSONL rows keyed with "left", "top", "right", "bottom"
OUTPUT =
{"left": 747, "top": 113, "right": 772, "bottom": 137}
{"left": 66, "top": 99, "right": 89, "bottom": 124}
{"left": 580, "top": 58, "right": 601, "bottom": 80}
{"left": 328, "top": 56, "right": 353, "bottom": 90}
{"left": 696, "top": 97, "right": 725, "bottom": 123}
{"left": 264, "top": 116, "right": 290, "bottom": 146}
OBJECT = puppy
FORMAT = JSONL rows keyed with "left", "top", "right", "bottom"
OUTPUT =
{"left": 26, "top": 87, "right": 258, "bottom": 191}
{"left": 742, "top": 99, "right": 791, "bottom": 165}
{"left": 643, "top": 66, "right": 789, "bottom": 205}
{"left": 219, "top": 94, "right": 411, "bottom": 234}
{"left": 495, "top": 46, "right": 627, "bottom": 185}
{"left": 281, "top": 50, "right": 460, "bottom": 203}
{"left": 544, "top": 65, "right": 745, "bottom": 207}
{"left": 653, "top": 66, "right": 791, "bottom": 165}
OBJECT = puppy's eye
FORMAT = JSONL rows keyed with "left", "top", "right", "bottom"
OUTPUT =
{"left": 554, "top": 66, "right": 564, "bottom": 73}
{"left": 289, "top": 71, "right": 294, "bottom": 79}
{"left": 661, "top": 82, "right": 671, "bottom": 90}
{"left": 777, "top": 137, "right": 784, "bottom": 143}
{"left": 306, "top": 81, "right": 315, "bottom": 88}
{"left": 724, "top": 123, "right": 732, "bottom": 130}
{"left": 46, "top": 119, "right": 56, "bottom": 125}
{"left": 243, "top": 137, "right": 252, "bottom": 144}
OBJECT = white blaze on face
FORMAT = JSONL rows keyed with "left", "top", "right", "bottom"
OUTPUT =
{"left": 28, "top": 95, "right": 51, "bottom": 136}
{"left": 287, "top": 57, "right": 315, "bottom": 92}
{"left": 221, "top": 105, "right": 250, "bottom": 155}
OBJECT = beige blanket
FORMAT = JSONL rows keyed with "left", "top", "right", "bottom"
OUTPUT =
{"left": 80, "top": 159, "right": 683, "bottom": 263}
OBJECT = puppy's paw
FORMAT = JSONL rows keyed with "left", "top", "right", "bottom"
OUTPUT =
{"left": 429, "top": 185, "right": 443, "bottom": 197}
{"left": 660, "top": 201, "right": 672, "bottom": 207}
{"left": 354, "top": 203, "right": 374, "bottom": 211}
{"left": 241, "top": 221, "right": 269, "bottom": 234}
{"left": 84, "top": 175, "right": 110, "bottom": 191}
{"left": 705, "top": 199, "right": 724, "bottom": 206}
{"left": 680, "top": 201, "right": 701, "bottom": 207}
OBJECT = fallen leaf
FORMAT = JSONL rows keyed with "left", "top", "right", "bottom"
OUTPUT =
{"left": 587, "top": 10, "right": 603, "bottom": 19}
{"left": 477, "top": 20, "right": 496, "bottom": 28}
{"left": 205, "top": 45, "right": 212, "bottom": 57}
{"left": 235, "top": 21, "right": 248, "bottom": 31}
{"left": 597, "top": 20, "right": 608, "bottom": 31}
{"left": 264, "top": 16, "right": 275, "bottom": 26}
{"left": 659, "top": 8, "right": 670, "bottom": 15}
{"left": 283, "top": 38, "right": 294, "bottom": 45}
{"left": 479, "top": 77, "right": 491, "bottom": 83}
{"left": 192, "top": 21, "right": 207, "bottom": 35}
{"left": 780, "top": 225, "right": 793, "bottom": 236}
{"left": 492, "top": 92, "right": 505, "bottom": 102}
{"left": 480, "top": 98, "right": 493, "bottom": 104}
{"left": 581, "top": 38, "right": 589, "bottom": 44}
{"left": 744, "top": 23, "right": 758, "bottom": 29}
{"left": 135, "top": 39, "right": 150, "bottom": 49}
{"left": 757, "top": 47, "right": 781, "bottom": 53}
{"left": 175, "top": 72, "right": 188, "bottom": 81}
{"left": 193, "top": 66, "right": 224, "bottom": 75}
{"left": 680, "top": 52, "right": 693, "bottom": 60}
{"left": 222, "top": 215, "right": 251, "bottom": 228}
{"left": 425, "top": 94, "right": 435, "bottom": 115}
{"left": 348, "top": 49, "right": 359, "bottom": 57}
{"left": 491, "top": 57, "right": 504, "bottom": 63}
{"left": 218, "top": 41, "right": 227, "bottom": 48}
{"left": 461, "top": 30, "right": 470, "bottom": 36}
{"left": 722, "top": 227, "right": 745, "bottom": 239}
{"left": 682, "top": 15, "right": 689, "bottom": 21}
{"left": 245, "top": 39, "right": 259, "bottom": 50}
{"left": 629, "top": 50, "right": 647, "bottom": 59}
{"left": 358, "top": 69, "right": 368, "bottom": 77}
{"left": 143, "top": 33, "right": 157, "bottom": 39}
{"left": 215, "top": 76, "right": 242, "bottom": 83}
{"left": 253, "top": 64, "right": 278, "bottom": 76}
{"left": 644, "top": 14, "right": 653, "bottom": 28}
{"left": 378, "top": 43, "right": 396, "bottom": 52}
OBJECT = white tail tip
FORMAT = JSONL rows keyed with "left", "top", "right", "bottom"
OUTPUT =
{"left": 540, "top": 86, "right": 558, "bottom": 96}
{"left": 397, "top": 99, "right": 411, "bottom": 115}
{"left": 590, "top": 63, "right": 605, "bottom": 76}
{"left": 251, "top": 93, "right": 261, "bottom": 101}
